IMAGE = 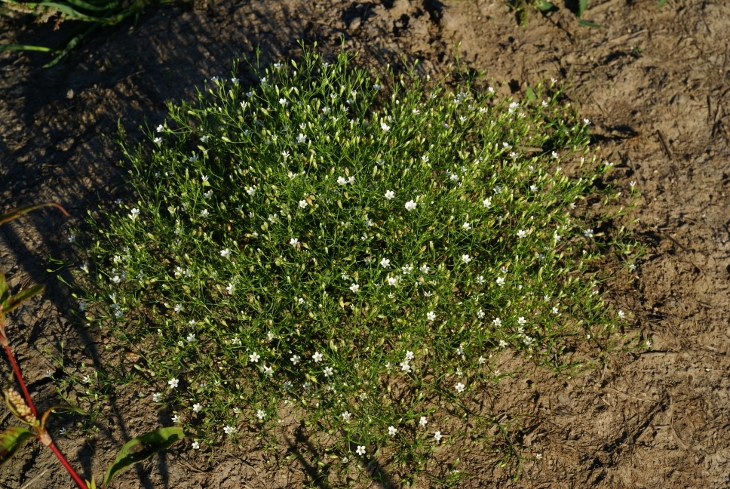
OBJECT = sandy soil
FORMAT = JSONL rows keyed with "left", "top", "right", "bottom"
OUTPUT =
{"left": 1, "top": 0, "right": 729, "bottom": 487}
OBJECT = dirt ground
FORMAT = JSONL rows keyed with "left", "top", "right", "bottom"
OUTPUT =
{"left": 1, "top": 0, "right": 729, "bottom": 487}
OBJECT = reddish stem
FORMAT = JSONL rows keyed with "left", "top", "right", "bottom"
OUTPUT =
{"left": 3, "top": 344, "right": 38, "bottom": 418}
{"left": 3, "top": 342, "right": 88, "bottom": 488}
{"left": 47, "top": 441, "right": 89, "bottom": 489}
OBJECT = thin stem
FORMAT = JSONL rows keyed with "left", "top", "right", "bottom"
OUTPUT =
{"left": 48, "top": 441, "right": 89, "bottom": 489}
{"left": 3, "top": 338, "right": 88, "bottom": 488}
{"left": 3, "top": 344, "right": 38, "bottom": 418}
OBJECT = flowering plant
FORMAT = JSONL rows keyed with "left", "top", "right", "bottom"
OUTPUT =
{"left": 80, "top": 46, "right": 641, "bottom": 484}
{"left": 0, "top": 204, "right": 183, "bottom": 488}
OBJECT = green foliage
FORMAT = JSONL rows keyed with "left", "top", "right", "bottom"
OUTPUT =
{"left": 0, "top": 204, "right": 184, "bottom": 488}
{"left": 0, "top": 427, "right": 34, "bottom": 466}
{"left": 511, "top": 0, "right": 668, "bottom": 27}
{"left": 103, "top": 427, "right": 185, "bottom": 487}
{"left": 77, "top": 46, "right": 642, "bottom": 484}
{"left": 0, "top": 0, "right": 164, "bottom": 67}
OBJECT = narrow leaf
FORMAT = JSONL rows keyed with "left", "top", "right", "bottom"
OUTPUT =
{"left": 578, "top": 0, "right": 588, "bottom": 17}
{"left": 0, "top": 43, "right": 58, "bottom": 53}
{"left": 40, "top": 405, "right": 87, "bottom": 430}
{"left": 0, "top": 203, "right": 69, "bottom": 227}
{"left": 0, "top": 427, "right": 34, "bottom": 466}
{"left": 0, "top": 272, "right": 8, "bottom": 305}
{"left": 535, "top": 0, "right": 558, "bottom": 13}
{"left": 2, "top": 285, "right": 45, "bottom": 315}
{"left": 577, "top": 18, "right": 602, "bottom": 28}
{"left": 102, "top": 427, "right": 185, "bottom": 487}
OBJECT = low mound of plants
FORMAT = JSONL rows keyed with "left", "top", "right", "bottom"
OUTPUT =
{"left": 76, "top": 47, "right": 639, "bottom": 485}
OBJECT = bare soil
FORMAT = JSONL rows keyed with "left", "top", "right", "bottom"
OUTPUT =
{"left": 1, "top": 0, "right": 729, "bottom": 487}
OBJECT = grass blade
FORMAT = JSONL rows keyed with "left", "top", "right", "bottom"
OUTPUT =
{"left": 578, "top": 0, "right": 588, "bottom": 18}
{"left": 0, "top": 203, "right": 69, "bottom": 227}
{"left": 102, "top": 427, "right": 185, "bottom": 487}
{"left": 0, "top": 43, "right": 58, "bottom": 53}
{"left": 1, "top": 285, "right": 45, "bottom": 315}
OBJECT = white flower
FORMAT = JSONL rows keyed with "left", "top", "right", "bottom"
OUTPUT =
{"left": 455, "top": 382, "right": 466, "bottom": 393}
{"left": 192, "top": 440, "right": 200, "bottom": 449}
{"left": 153, "top": 137, "right": 162, "bottom": 144}
{"left": 342, "top": 411, "right": 352, "bottom": 422}
{"left": 477, "top": 309, "right": 485, "bottom": 319}
{"left": 419, "top": 416, "right": 428, "bottom": 427}
{"left": 187, "top": 333, "right": 196, "bottom": 342}
{"left": 477, "top": 275, "right": 484, "bottom": 284}
{"left": 156, "top": 124, "right": 164, "bottom": 132}
{"left": 223, "top": 425, "right": 236, "bottom": 435}
{"left": 350, "top": 283, "right": 360, "bottom": 293}
{"left": 461, "top": 254, "right": 472, "bottom": 264}
{"left": 246, "top": 186, "right": 256, "bottom": 196}
{"left": 129, "top": 208, "right": 140, "bottom": 220}
{"left": 380, "top": 258, "right": 391, "bottom": 268}
{"left": 168, "top": 378, "right": 179, "bottom": 389}
{"left": 385, "top": 190, "right": 395, "bottom": 200}
{"left": 226, "top": 283, "right": 235, "bottom": 294}
{"left": 290, "top": 355, "right": 301, "bottom": 365}
{"left": 405, "top": 200, "right": 417, "bottom": 211}
{"left": 297, "top": 133, "right": 307, "bottom": 143}
{"left": 427, "top": 311, "right": 436, "bottom": 321}
{"left": 434, "top": 431, "right": 443, "bottom": 442}
{"left": 492, "top": 318, "right": 502, "bottom": 327}
{"left": 192, "top": 403, "right": 202, "bottom": 413}
{"left": 290, "top": 238, "right": 299, "bottom": 246}
{"left": 517, "top": 229, "right": 527, "bottom": 239}
{"left": 462, "top": 222, "right": 471, "bottom": 230}
{"left": 152, "top": 392, "right": 162, "bottom": 402}
{"left": 200, "top": 209, "right": 209, "bottom": 218}
{"left": 337, "top": 176, "right": 348, "bottom": 185}
{"left": 313, "top": 352, "right": 323, "bottom": 362}
{"left": 220, "top": 248, "right": 231, "bottom": 258}
{"left": 256, "top": 409, "right": 266, "bottom": 420}
{"left": 400, "top": 361, "right": 412, "bottom": 373}
{"left": 518, "top": 317, "right": 527, "bottom": 325}
{"left": 172, "top": 415, "right": 180, "bottom": 423}
{"left": 405, "top": 351, "right": 414, "bottom": 361}
{"left": 401, "top": 264, "right": 413, "bottom": 274}
{"left": 249, "top": 352, "right": 260, "bottom": 363}
{"left": 356, "top": 446, "right": 366, "bottom": 456}
{"left": 499, "top": 339, "right": 508, "bottom": 348}
{"left": 263, "top": 365, "right": 274, "bottom": 376}
{"left": 298, "top": 200, "right": 308, "bottom": 209}
{"left": 386, "top": 276, "right": 398, "bottom": 286}
{"left": 381, "top": 122, "right": 390, "bottom": 132}
{"left": 496, "top": 277, "right": 505, "bottom": 286}
{"left": 388, "top": 426, "right": 397, "bottom": 436}
{"left": 323, "top": 366, "right": 334, "bottom": 377}
{"left": 618, "top": 310, "right": 626, "bottom": 319}
{"left": 478, "top": 356, "right": 487, "bottom": 364}
{"left": 584, "top": 229, "right": 594, "bottom": 238}
{"left": 583, "top": 118, "right": 591, "bottom": 125}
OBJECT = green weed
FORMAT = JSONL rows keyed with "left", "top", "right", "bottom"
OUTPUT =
{"left": 77, "top": 46, "right": 642, "bottom": 485}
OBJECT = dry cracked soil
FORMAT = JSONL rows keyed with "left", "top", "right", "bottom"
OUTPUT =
{"left": 1, "top": 0, "right": 730, "bottom": 487}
